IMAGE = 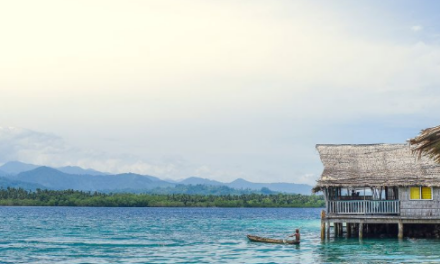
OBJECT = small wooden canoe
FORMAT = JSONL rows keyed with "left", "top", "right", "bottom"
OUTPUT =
{"left": 247, "top": 235, "right": 300, "bottom": 245}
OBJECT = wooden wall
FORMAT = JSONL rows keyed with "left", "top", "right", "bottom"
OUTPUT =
{"left": 399, "top": 187, "right": 440, "bottom": 217}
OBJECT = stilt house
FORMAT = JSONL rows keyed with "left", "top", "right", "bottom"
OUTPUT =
{"left": 314, "top": 143, "right": 440, "bottom": 239}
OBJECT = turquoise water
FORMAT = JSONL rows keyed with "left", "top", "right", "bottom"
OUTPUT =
{"left": 0, "top": 207, "right": 439, "bottom": 263}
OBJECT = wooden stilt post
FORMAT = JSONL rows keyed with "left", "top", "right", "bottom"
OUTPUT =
{"left": 398, "top": 221, "right": 404, "bottom": 239}
{"left": 359, "top": 222, "right": 363, "bottom": 239}
{"left": 326, "top": 221, "right": 330, "bottom": 239}
{"left": 334, "top": 223, "right": 339, "bottom": 238}
{"left": 347, "top": 223, "right": 351, "bottom": 238}
{"left": 321, "top": 210, "right": 326, "bottom": 240}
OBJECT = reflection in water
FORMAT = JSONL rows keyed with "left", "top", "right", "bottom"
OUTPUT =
{"left": 315, "top": 237, "right": 440, "bottom": 263}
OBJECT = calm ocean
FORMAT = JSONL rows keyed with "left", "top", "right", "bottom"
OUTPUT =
{"left": 0, "top": 207, "right": 438, "bottom": 263}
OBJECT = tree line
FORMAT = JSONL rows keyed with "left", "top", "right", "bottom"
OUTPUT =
{"left": 105, "top": 184, "right": 279, "bottom": 195}
{"left": 0, "top": 188, "right": 325, "bottom": 208}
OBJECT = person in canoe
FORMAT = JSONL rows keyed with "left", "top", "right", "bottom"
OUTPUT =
{"left": 289, "top": 229, "right": 300, "bottom": 242}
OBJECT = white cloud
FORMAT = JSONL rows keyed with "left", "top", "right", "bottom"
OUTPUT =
{"left": 0, "top": 127, "right": 66, "bottom": 165}
{"left": 299, "top": 173, "right": 318, "bottom": 186}
{"left": 411, "top": 25, "right": 423, "bottom": 32}
{"left": 0, "top": 127, "right": 191, "bottom": 177}
{"left": 0, "top": 126, "right": 255, "bottom": 182}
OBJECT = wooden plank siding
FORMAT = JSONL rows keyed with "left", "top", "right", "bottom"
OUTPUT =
{"left": 399, "top": 187, "right": 440, "bottom": 217}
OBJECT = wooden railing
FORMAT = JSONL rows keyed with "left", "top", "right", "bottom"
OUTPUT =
{"left": 328, "top": 200, "right": 400, "bottom": 215}
{"left": 339, "top": 196, "right": 373, "bottom": 201}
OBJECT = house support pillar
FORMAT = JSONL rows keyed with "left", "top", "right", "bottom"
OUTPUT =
{"left": 398, "top": 221, "right": 404, "bottom": 239}
{"left": 320, "top": 210, "right": 326, "bottom": 240}
{"left": 334, "top": 223, "right": 339, "bottom": 237}
{"left": 359, "top": 222, "right": 363, "bottom": 239}
{"left": 326, "top": 221, "right": 330, "bottom": 239}
{"left": 346, "top": 223, "right": 351, "bottom": 238}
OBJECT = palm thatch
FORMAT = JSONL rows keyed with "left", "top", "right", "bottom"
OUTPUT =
{"left": 313, "top": 144, "right": 440, "bottom": 192}
{"left": 409, "top": 125, "right": 440, "bottom": 163}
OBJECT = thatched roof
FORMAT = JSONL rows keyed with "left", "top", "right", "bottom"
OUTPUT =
{"left": 314, "top": 143, "right": 440, "bottom": 192}
{"left": 409, "top": 125, "right": 440, "bottom": 163}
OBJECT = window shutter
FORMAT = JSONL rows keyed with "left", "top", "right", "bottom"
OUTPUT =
{"left": 421, "top": 187, "right": 432, "bottom": 200}
{"left": 410, "top": 187, "right": 420, "bottom": 200}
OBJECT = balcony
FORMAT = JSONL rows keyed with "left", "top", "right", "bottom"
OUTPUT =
{"left": 328, "top": 200, "right": 400, "bottom": 215}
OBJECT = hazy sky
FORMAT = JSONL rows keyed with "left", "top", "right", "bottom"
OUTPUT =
{"left": 1, "top": 1, "right": 439, "bottom": 184}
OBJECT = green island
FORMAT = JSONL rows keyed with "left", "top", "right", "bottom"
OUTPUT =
{"left": 0, "top": 188, "right": 325, "bottom": 207}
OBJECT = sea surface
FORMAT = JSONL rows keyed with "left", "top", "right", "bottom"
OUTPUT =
{"left": 0, "top": 207, "right": 439, "bottom": 263}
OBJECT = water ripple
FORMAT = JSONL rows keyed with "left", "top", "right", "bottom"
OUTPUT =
{"left": 0, "top": 207, "right": 439, "bottom": 263}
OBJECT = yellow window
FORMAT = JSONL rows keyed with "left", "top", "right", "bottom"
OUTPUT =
{"left": 422, "top": 187, "right": 432, "bottom": 200}
{"left": 410, "top": 187, "right": 420, "bottom": 199}
{"left": 410, "top": 187, "right": 433, "bottom": 200}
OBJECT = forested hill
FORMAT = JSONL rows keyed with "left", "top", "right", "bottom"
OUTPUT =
{"left": 0, "top": 188, "right": 325, "bottom": 208}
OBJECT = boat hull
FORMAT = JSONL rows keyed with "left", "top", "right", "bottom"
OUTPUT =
{"left": 247, "top": 235, "right": 300, "bottom": 245}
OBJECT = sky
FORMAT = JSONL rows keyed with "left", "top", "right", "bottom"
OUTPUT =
{"left": 0, "top": 0, "right": 440, "bottom": 185}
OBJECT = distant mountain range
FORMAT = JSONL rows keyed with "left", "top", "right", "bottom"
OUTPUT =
{"left": 0, "top": 161, "right": 40, "bottom": 175}
{"left": 0, "top": 161, "right": 312, "bottom": 194}
{"left": 9, "top": 166, "right": 173, "bottom": 191}
{"left": 179, "top": 177, "right": 311, "bottom": 194}
{"left": 0, "top": 161, "right": 109, "bottom": 176}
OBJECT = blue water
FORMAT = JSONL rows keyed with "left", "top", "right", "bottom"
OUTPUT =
{"left": 0, "top": 207, "right": 439, "bottom": 263}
